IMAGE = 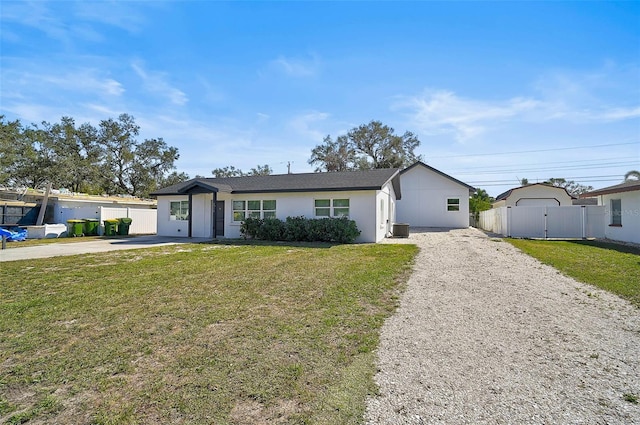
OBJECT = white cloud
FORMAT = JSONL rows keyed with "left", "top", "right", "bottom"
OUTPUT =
{"left": 395, "top": 90, "right": 540, "bottom": 142}
{"left": 131, "top": 62, "right": 188, "bottom": 106}
{"left": 396, "top": 67, "right": 640, "bottom": 143}
{"left": 288, "top": 111, "right": 331, "bottom": 142}
{"left": 269, "top": 54, "right": 320, "bottom": 78}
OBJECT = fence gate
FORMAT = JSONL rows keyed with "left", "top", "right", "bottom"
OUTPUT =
{"left": 479, "top": 206, "right": 605, "bottom": 239}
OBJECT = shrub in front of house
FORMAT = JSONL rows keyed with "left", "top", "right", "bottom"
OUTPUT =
{"left": 240, "top": 216, "right": 360, "bottom": 243}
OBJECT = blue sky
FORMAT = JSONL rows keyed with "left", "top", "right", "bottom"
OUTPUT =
{"left": 1, "top": 1, "right": 639, "bottom": 197}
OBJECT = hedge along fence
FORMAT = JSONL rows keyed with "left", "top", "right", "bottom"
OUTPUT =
{"left": 240, "top": 216, "right": 361, "bottom": 244}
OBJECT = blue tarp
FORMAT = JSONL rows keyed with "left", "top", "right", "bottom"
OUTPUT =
{"left": 0, "top": 227, "right": 28, "bottom": 242}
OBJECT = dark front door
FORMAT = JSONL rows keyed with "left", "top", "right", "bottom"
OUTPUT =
{"left": 215, "top": 201, "right": 225, "bottom": 237}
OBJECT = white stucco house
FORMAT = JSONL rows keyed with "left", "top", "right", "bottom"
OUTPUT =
{"left": 150, "top": 168, "right": 401, "bottom": 243}
{"left": 580, "top": 180, "right": 640, "bottom": 244}
{"left": 395, "top": 161, "right": 475, "bottom": 228}
{"left": 493, "top": 183, "right": 575, "bottom": 208}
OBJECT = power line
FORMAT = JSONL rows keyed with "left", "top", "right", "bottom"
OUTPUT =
{"left": 428, "top": 141, "right": 639, "bottom": 159}
{"left": 452, "top": 161, "right": 639, "bottom": 176}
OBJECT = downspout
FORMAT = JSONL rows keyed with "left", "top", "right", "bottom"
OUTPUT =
{"left": 188, "top": 193, "right": 193, "bottom": 238}
{"left": 212, "top": 192, "right": 217, "bottom": 238}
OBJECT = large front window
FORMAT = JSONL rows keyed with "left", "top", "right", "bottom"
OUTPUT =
{"left": 233, "top": 200, "right": 276, "bottom": 222}
{"left": 169, "top": 201, "right": 189, "bottom": 221}
{"left": 315, "top": 199, "right": 350, "bottom": 217}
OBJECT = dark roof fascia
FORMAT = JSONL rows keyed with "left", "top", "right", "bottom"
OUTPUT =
{"left": 401, "top": 161, "right": 475, "bottom": 193}
{"left": 580, "top": 181, "right": 640, "bottom": 197}
{"left": 228, "top": 186, "right": 388, "bottom": 195}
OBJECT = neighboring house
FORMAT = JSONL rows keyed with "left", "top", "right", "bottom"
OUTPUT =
{"left": 395, "top": 161, "right": 475, "bottom": 228}
{"left": 150, "top": 168, "right": 401, "bottom": 243}
{"left": 0, "top": 188, "right": 157, "bottom": 235}
{"left": 580, "top": 180, "right": 640, "bottom": 245}
{"left": 493, "top": 183, "right": 575, "bottom": 208}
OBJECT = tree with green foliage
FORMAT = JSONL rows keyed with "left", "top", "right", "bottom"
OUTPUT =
{"left": 624, "top": 170, "right": 640, "bottom": 181}
{"left": 308, "top": 120, "right": 422, "bottom": 172}
{"left": 469, "top": 188, "right": 493, "bottom": 223}
{"left": 211, "top": 164, "right": 272, "bottom": 178}
{"left": 0, "top": 114, "right": 182, "bottom": 197}
{"left": 543, "top": 178, "right": 593, "bottom": 196}
{"left": 309, "top": 135, "right": 356, "bottom": 172}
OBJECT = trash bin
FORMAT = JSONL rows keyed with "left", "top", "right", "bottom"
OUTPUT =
{"left": 117, "top": 217, "right": 132, "bottom": 235}
{"left": 84, "top": 219, "right": 100, "bottom": 236}
{"left": 103, "top": 219, "right": 119, "bottom": 236}
{"left": 392, "top": 223, "right": 410, "bottom": 238}
{"left": 67, "top": 219, "right": 86, "bottom": 237}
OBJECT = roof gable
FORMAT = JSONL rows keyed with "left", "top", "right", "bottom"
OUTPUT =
{"left": 400, "top": 161, "right": 475, "bottom": 192}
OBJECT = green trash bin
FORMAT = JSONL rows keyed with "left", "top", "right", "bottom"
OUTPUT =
{"left": 84, "top": 219, "right": 100, "bottom": 236}
{"left": 103, "top": 219, "right": 119, "bottom": 236}
{"left": 67, "top": 219, "right": 86, "bottom": 237}
{"left": 117, "top": 217, "right": 132, "bottom": 235}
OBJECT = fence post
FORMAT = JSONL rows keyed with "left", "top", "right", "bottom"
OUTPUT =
{"left": 2, "top": 235, "right": 6, "bottom": 250}
{"left": 507, "top": 206, "right": 512, "bottom": 237}
{"left": 581, "top": 205, "right": 586, "bottom": 239}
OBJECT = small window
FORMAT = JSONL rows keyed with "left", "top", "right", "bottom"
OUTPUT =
{"left": 611, "top": 199, "right": 622, "bottom": 226}
{"left": 315, "top": 199, "right": 331, "bottom": 217}
{"left": 447, "top": 198, "right": 460, "bottom": 212}
{"left": 233, "top": 200, "right": 276, "bottom": 222}
{"left": 233, "top": 201, "right": 246, "bottom": 222}
{"left": 170, "top": 201, "right": 189, "bottom": 221}
{"left": 315, "top": 199, "right": 349, "bottom": 217}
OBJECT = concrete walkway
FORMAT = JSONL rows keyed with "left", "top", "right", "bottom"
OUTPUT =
{"left": 0, "top": 235, "right": 212, "bottom": 262}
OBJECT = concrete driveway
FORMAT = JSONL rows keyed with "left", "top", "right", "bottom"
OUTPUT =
{"left": 0, "top": 235, "right": 212, "bottom": 262}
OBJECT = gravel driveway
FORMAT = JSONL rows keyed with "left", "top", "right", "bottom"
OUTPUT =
{"left": 365, "top": 227, "right": 640, "bottom": 425}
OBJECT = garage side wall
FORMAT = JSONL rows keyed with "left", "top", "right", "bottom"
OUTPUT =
{"left": 396, "top": 166, "right": 470, "bottom": 228}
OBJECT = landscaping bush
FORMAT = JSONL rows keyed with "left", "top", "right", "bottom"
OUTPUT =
{"left": 241, "top": 216, "right": 361, "bottom": 243}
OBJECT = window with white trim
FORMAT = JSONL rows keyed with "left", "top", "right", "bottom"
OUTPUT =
{"left": 315, "top": 198, "right": 350, "bottom": 217}
{"left": 169, "top": 200, "right": 189, "bottom": 221}
{"left": 611, "top": 199, "right": 622, "bottom": 226}
{"left": 447, "top": 198, "right": 460, "bottom": 212}
{"left": 232, "top": 200, "right": 276, "bottom": 222}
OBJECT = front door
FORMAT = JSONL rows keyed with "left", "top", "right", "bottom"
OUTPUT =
{"left": 215, "top": 201, "right": 225, "bottom": 237}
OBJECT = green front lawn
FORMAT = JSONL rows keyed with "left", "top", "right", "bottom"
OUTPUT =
{"left": 0, "top": 241, "right": 417, "bottom": 424}
{"left": 507, "top": 239, "right": 640, "bottom": 306}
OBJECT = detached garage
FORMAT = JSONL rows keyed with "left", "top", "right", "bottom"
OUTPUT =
{"left": 396, "top": 162, "right": 475, "bottom": 228}
{"left": 493, "top": 183, "right": 575, "bottom": 208}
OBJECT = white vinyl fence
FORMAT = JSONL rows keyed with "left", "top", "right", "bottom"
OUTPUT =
{"left": 57, "top": 206, "right": 157, "bottom": 235}
{"left": 479, "top": 206, "right": 605, "bottom": 239}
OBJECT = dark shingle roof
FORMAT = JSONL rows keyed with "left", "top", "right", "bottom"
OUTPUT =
{"left": 400, "top": 161, "right": 475, "bottom": 192}
{"left": 580, "top": 179, "right": 640, "bottom": 197}
{"left": 495, "top": 183, "right": 576, "bottom": 201}
{"left": 150, "top": 168, "right": 402, "bottom": 198}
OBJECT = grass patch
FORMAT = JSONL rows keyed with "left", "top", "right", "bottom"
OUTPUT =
{"left": 506, "top": 239, "right": 640, "bottom": 306}
{"left": 0, "top": 241, "right": 417, "bottom": 424}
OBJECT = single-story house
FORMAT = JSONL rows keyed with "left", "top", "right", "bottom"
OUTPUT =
{"left": 395, "top": 161, "right": 475, "bottom": 228}
{"left": 580, "top": 180, "right": 640, "bottom": 245}
{"left": 150, "top": 168, "right": 401, "bottom": 243}
{"left": 493, "top": 183, "right": 575, "bottom": 208}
